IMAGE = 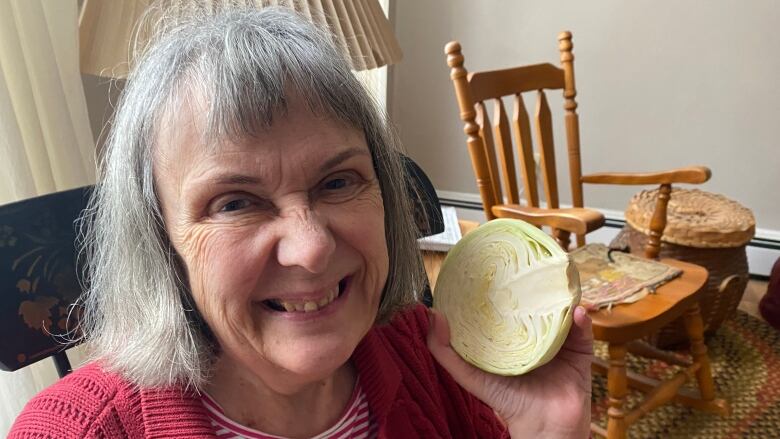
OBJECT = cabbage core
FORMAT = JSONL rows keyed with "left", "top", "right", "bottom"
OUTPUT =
{"left": 433, "top": 219, "right": 581, "bottom": 376}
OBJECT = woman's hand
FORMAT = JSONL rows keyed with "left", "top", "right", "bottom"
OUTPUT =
{"left": 426, "top": 306, "right": 593, "bottom": 438}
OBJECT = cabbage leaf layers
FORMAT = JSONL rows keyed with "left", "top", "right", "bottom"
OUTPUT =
{"left": 433, "top": 219, "right": 581, "bottom": 376}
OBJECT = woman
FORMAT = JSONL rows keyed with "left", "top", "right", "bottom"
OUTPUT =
{"left": 11, "top": 7, "right": 592, "bottom": 438}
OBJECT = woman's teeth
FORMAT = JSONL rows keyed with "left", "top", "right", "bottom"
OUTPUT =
{"left": 266, "top": 286, "right": 339, "bottom": 313}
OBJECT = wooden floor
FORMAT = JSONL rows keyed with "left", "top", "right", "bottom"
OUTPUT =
{"left": 738, "top": 278, "right": 769, "bottom": 320}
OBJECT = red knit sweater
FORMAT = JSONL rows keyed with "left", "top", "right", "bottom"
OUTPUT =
{"left": 9, "top": 305, "right": 509, "bottom": 438}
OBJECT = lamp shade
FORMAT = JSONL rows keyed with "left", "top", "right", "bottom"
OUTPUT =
{"left": 79, "top": 0, "right": 402, "bottom": 78}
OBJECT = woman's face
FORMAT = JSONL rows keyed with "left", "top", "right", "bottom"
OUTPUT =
{"left": 154, "top": 98, "right": 389, "bottom": 390}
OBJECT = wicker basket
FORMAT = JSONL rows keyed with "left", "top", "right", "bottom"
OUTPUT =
{"left": 612, "top": 189, "right": 755, "bottom": 348}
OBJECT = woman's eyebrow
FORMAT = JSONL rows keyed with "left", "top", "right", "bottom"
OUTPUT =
{"left": 201, "top": 147, "right": 369, "bottom": 187}
{"left": 210, "top": 174, "right": 262, "bottom": 186}
{"left": 319, "top": 147, "right": 370, "bottom": 173}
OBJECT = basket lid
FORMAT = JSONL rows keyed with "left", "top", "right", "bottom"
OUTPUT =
{"left": 625, "top": 188, "right": 755, "bottom": 248}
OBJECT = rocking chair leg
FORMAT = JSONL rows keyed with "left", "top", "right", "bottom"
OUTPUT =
{"left": 606, "top": 343, "right": 628, "bottom": 439}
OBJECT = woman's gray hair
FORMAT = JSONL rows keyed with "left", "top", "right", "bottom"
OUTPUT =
{"left": 78, "top": 6, "right": 424, "bottom": 390}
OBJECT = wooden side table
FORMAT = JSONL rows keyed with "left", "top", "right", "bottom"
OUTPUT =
{"left": 422, "top": 220, "right": 479, "bottom": 291}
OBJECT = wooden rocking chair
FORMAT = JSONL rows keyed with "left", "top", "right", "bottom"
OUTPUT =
{"left": 444, "top": 32, "right": 729, "bottom": 438}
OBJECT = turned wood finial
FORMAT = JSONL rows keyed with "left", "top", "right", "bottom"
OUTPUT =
{"left": 445, "top": 41, "right": 467, "bottom": 91}
{"left": 445, "top": 41, "right": 464, "bottom": 70}
{"left": 445, "top": 40, "right": 498, "bottom": 219}
{"left": 445, "top": 41, "right": 480, "bottom": 140}
{"left": 557, "top": 31, "right": 573, "bottom": 55}
{"left": 557, "top": 31, "right": 577, "bottom": 112}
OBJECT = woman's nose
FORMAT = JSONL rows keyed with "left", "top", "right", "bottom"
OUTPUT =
{"left": 275, "top": 207, "right": 336, "bottom": 273}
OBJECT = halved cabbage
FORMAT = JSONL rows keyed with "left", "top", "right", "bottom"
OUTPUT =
{"left": 433, "top": 218, "right": 581, "bottom": 376}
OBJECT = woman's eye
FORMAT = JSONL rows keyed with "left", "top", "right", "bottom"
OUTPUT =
{"left": 324, "top": 177, "right": 348, "bottom": 190}
{"left": 316, "top": 172, "right": 364, "bottom": 203}
{"left": 220, "top": 199, "right": 251, "bottom": 213}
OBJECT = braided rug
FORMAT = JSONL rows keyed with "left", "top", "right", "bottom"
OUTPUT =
{"left": 591, "top": 310, "right": 780, "bottom": 438}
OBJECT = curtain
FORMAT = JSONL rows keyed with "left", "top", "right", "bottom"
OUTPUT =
{"left": 0, "top": 0, "right": 94, "bottom": 434}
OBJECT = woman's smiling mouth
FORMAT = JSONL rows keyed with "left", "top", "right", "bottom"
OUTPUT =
{"left": 262, "top": 278, "right": 348, "bottom": 313}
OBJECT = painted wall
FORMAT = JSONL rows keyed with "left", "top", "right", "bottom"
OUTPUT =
{"left": 389, "top": 0, "right": 780, "bottom": 235}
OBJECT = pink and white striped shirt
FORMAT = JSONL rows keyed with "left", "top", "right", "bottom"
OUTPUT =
{"left": 202, "top": 380, "right": 376, "bottom": 439}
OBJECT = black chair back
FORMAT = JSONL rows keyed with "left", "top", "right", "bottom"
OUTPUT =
{"left": 402, "top": 155, "right": 444, "bottom": 237}
{"left": 0, "top": 186, "right": 90, "bottom": 375}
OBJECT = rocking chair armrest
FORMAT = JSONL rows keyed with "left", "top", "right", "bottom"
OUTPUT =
{"left": 491, "top": 204, "right": 605, "bottom": 235}
{"left": 581, "top": 166, "right": 711, "bottom": 186}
